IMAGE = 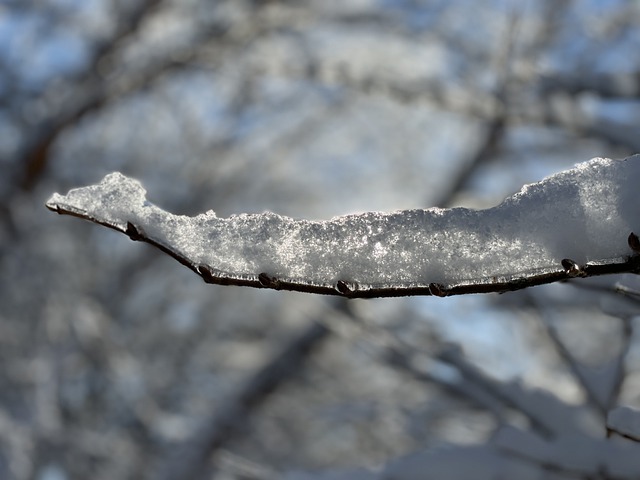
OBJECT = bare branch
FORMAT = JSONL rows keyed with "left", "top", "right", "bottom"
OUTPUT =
{"left": 18, "top": 0, "right": 164, "bottom": 191}
{"left": 153, "top": 321, "right": 329, "bottom": 480}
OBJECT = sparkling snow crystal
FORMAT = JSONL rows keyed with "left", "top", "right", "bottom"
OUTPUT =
{"left": 46, "top": 155, "right": 640, "bottom": 297}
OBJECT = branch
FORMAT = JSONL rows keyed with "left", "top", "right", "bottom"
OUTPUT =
{"left": 19, "top": 0, "right": 164, "bottom": 191}
{"left": 45, "top": 156, "right": 640, "bottom": 298}
{"left": 531, "top": 298, "right": 632, "bottom": 416}
{"left": 154, "top": 321, "right": 329, "bottom": 480}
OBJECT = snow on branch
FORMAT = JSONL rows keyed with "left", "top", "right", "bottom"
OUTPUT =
{"left": 607, "top": 406, "right": 640, "bottom": 441}
{"left": 46, "top": 155, "right": 640, "bottom": 298}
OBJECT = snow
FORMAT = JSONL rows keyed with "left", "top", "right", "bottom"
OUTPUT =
{"left": 607, "top": 406, "right": 640, "bottom": 441}
{"left": 383, "top": 446, "right": 552, "bottom": 480}
{"left": 46, "top": 155, "right": 640, "bottom": 295}
{"left": 495, "top": 426, "right": 640, "bottom": 478}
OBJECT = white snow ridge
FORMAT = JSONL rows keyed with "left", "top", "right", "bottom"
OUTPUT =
{"left": 46, "top": 155, "right": 640, "bottom": 297}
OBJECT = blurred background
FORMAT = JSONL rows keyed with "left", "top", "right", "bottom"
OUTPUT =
{"left": 1, "top": 0, "right": 640, "bottom": 478}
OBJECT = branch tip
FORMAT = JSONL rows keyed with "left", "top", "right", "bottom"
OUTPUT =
{"left": 44, "top": 201, "right": 63, "bottom": 214}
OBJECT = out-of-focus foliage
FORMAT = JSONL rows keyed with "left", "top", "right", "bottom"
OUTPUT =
{"left": 1, "top": 0, "right": 640, "bottom": 478}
